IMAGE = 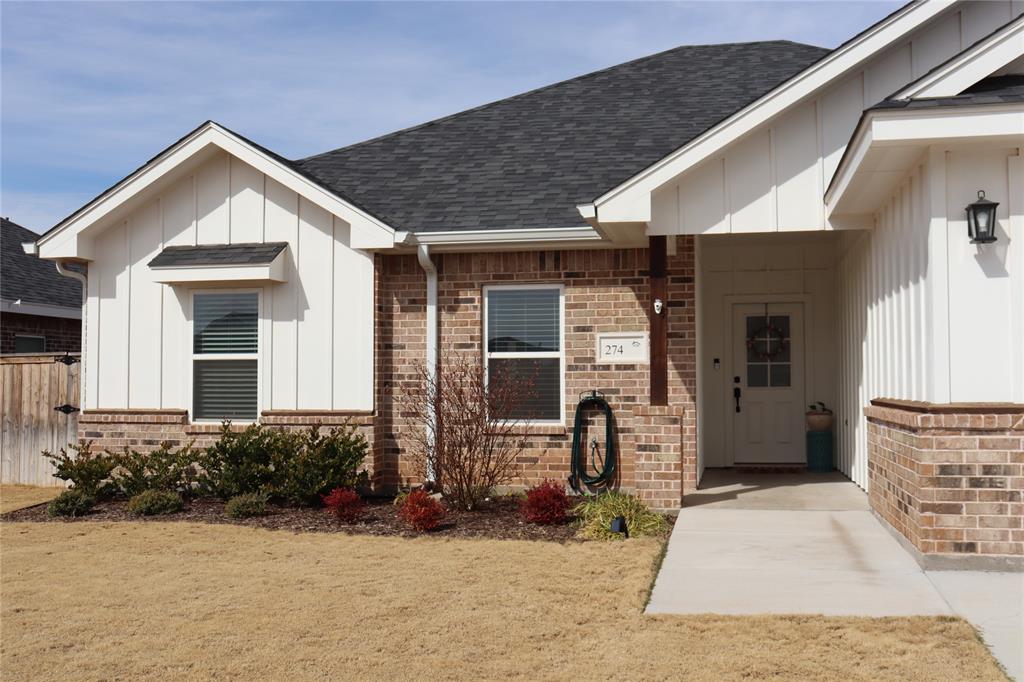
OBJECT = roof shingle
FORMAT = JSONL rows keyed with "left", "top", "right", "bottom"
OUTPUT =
{"left": 1, "top": 218, "right": 82, "bottom": 308}
{"left": 147, "top": 242, "right": 289, "bottom": 268}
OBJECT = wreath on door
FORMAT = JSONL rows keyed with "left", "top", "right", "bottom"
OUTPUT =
{"left": 746, "top": 322, "right": 788, "bottom": 361}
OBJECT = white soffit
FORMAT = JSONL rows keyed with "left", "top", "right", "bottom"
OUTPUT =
{"left": 893, "top": 15, "right": 1024, "bottom": 99}
{"left": 578, "top": 0, "right": 955, "bottom": 224}
{"left": 827, "top": 103, "right": 1024, "bottom": 217}
{"left": 34, "top": 122, "right": 396, "bottom": 260}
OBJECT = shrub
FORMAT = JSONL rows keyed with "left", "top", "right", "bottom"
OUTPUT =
{"left": 126, "top": 490, "right": 183, "bottom": 516}
{"left": 399, "top": 490, "right": 446, "bottom": 532}
{"left": 276, "top": 424, "right": 370, "bottom": 506}
{"left": 225, "top": 493, "right": 269, "bottom": 519}
{"left": 111, "top": 442, "right": 199, "bottom": 498}
{"left": 574, "top": 492, "right": 668, "bottom": 540}
{"left": 47, "top": 489, "right": 95, "bottom": 517}
{"left": 197, "top": 423, "right": 289, "bottom": 500}
{"left": 42, "top": 441, "right": 116, "bottom": 498}
{"left": 401, "top": 353, "right": 534, "bottom": 511}
{"left": 322, "top": 487, "right": 365, "bottom": 524}
{"left": 520, "top": 480, "right": 572, "bottom": 525}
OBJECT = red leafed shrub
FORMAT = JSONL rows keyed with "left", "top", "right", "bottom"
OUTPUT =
{"left": 399, "top": 490, "right": 446, "bottom": 532}
{"left": 520, "top": 480, "right": 571, "bottom": 525}
{"left": 322, "top": 487, "right": 365, "bottom": 523}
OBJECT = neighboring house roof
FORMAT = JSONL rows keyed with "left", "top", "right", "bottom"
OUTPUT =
{"left": 148, "top": 242, "right": 289, "bottom": 268}
{"left": 294, "top": 41, "right": 829, "bottom": 233}
{"left": 870, "top": 74, "right": 1024, "bottom": 110}
{"left": 1, "top": 218, "right": 81, "bottom": 309}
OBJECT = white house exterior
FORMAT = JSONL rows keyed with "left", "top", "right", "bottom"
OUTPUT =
{"left": 28, "top": 0, "right": 1024, "bottom": 567}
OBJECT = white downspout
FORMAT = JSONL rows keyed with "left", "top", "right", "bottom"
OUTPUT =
{"left": 416, "top": 243, "right": 438, "bottom": 482}
{"left": 54, "top": 261, "right": 88, "bottom": 408}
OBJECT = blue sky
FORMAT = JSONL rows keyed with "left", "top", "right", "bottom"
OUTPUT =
{"left": 1, "top": 1, "right": 901, "bottom": 231}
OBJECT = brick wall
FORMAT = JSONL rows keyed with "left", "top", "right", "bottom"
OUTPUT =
{"left": 375, "top": 241, "right": 697, "bottom": 508}
{"left": 866, "top": 399, "right": 1024, "bottom": 566}
{"left": 0, "top": 312, "right": 81, "bottom": 354}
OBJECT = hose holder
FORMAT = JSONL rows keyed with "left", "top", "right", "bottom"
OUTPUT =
{"left": 568, "top": 390, "right": 616, "bottom": 493}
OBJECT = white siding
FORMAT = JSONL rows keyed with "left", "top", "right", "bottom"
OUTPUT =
{"left": 83, "top": 151, "right": 375, "bottom": 414}
{"left": 647, "top": 1, "right": 1020, "bottom": 236}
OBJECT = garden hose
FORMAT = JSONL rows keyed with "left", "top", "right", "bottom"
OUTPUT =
{"left": 568, "top": 391, "right": 616, "bottom": 493}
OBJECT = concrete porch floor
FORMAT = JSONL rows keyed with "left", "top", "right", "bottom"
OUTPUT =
{"left": 685, "top": 469, "right": 870, "bottom": 511}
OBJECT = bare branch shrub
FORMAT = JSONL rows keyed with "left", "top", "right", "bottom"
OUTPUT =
{"left": 402, "top": 353, "right": 536, "bottom": 510}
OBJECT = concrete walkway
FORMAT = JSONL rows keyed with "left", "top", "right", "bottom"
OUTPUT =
{"left": 647, "top": 471, "right": 1023, "bottom": 678}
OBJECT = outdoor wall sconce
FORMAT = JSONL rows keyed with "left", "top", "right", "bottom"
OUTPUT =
{"left": 653, "top": 298, "right": 664, "bottom": 315}
{"left": 966, "top": 190, "right": 999, "bottom": 244}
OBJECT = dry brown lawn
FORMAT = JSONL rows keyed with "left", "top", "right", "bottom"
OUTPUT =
{"left": 0, "top": 521, "right": 1005, "bottom": 681}
{"left": 0, "top": 485, "right": 61, "bottom": 514}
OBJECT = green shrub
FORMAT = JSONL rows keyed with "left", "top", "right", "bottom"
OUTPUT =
{"left": 197, "top": 423, "right": 289, "bottom": 500}
{"left": 225, "top": 493, "right": 269, "bottom": 519}
{"left": 573, "top": 492, "right": 668, "bottom": 540}
{"left": 111, "top": 441, "right": 199, "bottom": 498}
{"left": 126, "top": 490, "right": 183, "bottom": 516}
{"left": 42, "top": 441, "right": 116, "bottom": 498}
{"left": 47, "top": 489, "right": 96, "bottom": 517}
{"left": 275, "top": 424, "right": 369, "bottom": 506}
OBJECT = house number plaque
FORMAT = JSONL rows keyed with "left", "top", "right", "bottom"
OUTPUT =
{"left": 595, "top": 331, "right": 649, "bottom": 364}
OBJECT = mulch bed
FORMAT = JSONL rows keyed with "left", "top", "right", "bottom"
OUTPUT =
{"left": 2, "top": 495, "right": 608, "bottom": 542}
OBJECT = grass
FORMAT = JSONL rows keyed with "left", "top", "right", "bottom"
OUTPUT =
{"left": 0, "top": 485, "right": 61, "bottom": 514}
{"left": 0, "top": 521, "right": 1006, "bottom": 681}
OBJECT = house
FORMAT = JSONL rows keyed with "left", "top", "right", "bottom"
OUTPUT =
{"left": 2, "top": 217, "right": 82, "bottom": 354}
{"left": 26, "top": 0, "right": 1024, "bottom": 567}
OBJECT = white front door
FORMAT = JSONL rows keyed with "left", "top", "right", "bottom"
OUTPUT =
{"left": 728, "top": 302, "right": 805, "bottom": 464}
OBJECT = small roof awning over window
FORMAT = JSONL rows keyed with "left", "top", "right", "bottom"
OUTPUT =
{"left": 148, "top": 242, "right": 289, "bottom": 283}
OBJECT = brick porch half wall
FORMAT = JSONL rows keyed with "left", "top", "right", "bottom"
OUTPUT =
{"left": 866, "top": 399, "right": 1024, "bottom": 570}
{"left": 375, "top": 241, "right": 697, "bottom": 508}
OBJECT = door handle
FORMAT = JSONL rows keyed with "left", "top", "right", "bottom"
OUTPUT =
{"left": 733, "top": 386, "right": 741, "bottom": 413}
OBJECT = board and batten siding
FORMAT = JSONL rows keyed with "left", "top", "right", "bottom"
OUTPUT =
{"left": 834, "top": 145, "right": 1024, "bottom": 490}
{"left": 84, "top": 150, "right": 375, "bottom": 414}
{"left": 649, "top": 1, "right": 1021, "bottom": 236}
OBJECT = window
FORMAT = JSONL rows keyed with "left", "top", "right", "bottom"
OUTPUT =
{"left": 14, "top": 335, "right": 45, "bottom": 353}
{"left": 746, "top": 314, "right": 791, "bottom": 388}
{"left": 484, "top": 285, "right": 563, "bottom": 421}
{"left": 192, "top": 291, "right": 258, "bottom": 421}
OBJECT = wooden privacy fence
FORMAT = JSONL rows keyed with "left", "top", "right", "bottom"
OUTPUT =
{"left": 1, "top": 353, "right": 80, "bottom": 487}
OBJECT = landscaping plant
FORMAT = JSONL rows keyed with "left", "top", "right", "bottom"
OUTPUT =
{"left": 42, "top": 441, "right": 116, "bottom": 498}
{"left": 574, "top": 492, "right": 668, "bottom": 540}
{"left": 322, "top": 487, "right": 365, "bottom": 523}
{"left": 197, "top": 423, "right": 289, "bottom": 500}
{"left": 401, "top": 353, "right": 533, "bottom": 511}
{"left": 225, "top": 493, "right": 269, "bottom": 519}
{"left": 398, "top": 490, "right": 446, "bottom": 532}
{"left": 46, "top": 489, "right": 95, "bottom": 517}
{"left": 111, "top": 441, "right": 199, "bottom": 498}
{"left": 126, "top": 490, "right": 184, "bottom": 516}
{"left": 276, "top": 424, "right": 369, "bottom": 506}
{"left": 520, "top": 480, "right": 572, "bottom": 525}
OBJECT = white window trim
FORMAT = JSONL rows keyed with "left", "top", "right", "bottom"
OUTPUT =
{"left": 188, "top": 287, "right": 265, "bottom": 424}
{"left": 482, "top": 283, "right": 566, "bottom": 426}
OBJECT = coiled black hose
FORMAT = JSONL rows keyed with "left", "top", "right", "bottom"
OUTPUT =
{"left": 568, "top": 391, "right": 616, "bottom": 493}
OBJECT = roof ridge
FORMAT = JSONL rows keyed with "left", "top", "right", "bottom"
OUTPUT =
{"left": 297, "top": 39, "right": 827, "bottom": 163}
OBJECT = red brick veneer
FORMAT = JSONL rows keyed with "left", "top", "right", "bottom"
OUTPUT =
{"left": 866, "top": 399, "right": 1024, "bottom": 563}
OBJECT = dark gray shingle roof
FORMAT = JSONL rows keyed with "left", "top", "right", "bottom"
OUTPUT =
{"left": 871, "top": 75, "right": 1024, "bottom": 111}
{"left": 148, "top": 242, "right": 288, "bottom": 268}
{"left": 1, "top": 218, "right": 82, "bottom": 308}
{"left": 295, "top": 40, "right": 830, "bottom": 233}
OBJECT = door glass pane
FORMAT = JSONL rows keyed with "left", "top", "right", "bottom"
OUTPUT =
{"left": 487, "top": 289, "right": 560, "bottom": 352}
{"left": 194, "top": 293, "right": 258, "bottom": 354}
{"left": 747, "top": 364, "right": 768, "bottom": 387}
{"left": 770, "top": 363, "right": 791, "bottom": 387}
{"left": 745, "top": 315, "right": 765, "bottom": 339}
{"left": 488, "top": 357, "right": 560, "bottom": 420}
{"left": 768, "top": 315, "right": 790, "bottom": 337}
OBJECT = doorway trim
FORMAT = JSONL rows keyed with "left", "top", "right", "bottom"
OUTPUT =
{"left": 720, "top": 293, "right": 815, "bottom": 467}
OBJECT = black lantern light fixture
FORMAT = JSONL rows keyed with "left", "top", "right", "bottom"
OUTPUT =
{"left": 966, "top": 190, "right": 999, "bottom": 244}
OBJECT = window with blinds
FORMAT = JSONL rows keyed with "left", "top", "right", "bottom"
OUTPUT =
{"left": 192, "top": 292, "right": 258, "bottom": 421}
{"left": 484, "top": 286, "right": 563, "bottom": 421}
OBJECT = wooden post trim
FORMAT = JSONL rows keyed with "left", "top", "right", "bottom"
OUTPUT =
{"left": 649, "top": 236, "right": 668, "bottom": 406}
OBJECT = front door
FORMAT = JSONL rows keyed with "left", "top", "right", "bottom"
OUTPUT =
{"left": 728, "top": 303, "right": 805, "bottom": 464}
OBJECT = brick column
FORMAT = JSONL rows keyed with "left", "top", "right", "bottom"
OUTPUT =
{"left": 865, "top": 399, "right": 1024, "bottom": 570}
